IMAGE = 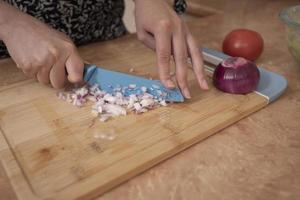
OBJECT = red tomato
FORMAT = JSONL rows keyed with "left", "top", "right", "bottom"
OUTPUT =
{"left": 222, "top": 29, "right": 264, "bottom": 61}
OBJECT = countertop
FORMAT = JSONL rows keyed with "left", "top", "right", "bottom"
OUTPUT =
{"left": 1, "top": 0, "right": 299, "bottom": 199}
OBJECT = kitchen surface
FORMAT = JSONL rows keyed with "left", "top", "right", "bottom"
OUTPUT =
{"left": 0, "top": 0, "right": 300, "bottom": 200}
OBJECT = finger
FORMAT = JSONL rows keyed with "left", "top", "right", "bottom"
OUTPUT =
{"left": 137, "top": 30, "right": 156, "bottom": 50}
{"left": 49, "top": 58, "right": 66, "bottom": 89}
{"left": 186, "top": 33, "right": 209, "bottom": 90}
{"left": 154, "top": 29, "right": 175, "bottom": 89}
{"left": 65, "top": 48, "right": 84, "bottom": 83}
{"left": 20, "top": 63, "right": 39, "bottom": 78}
{"left": 36, "top": 55, "right": 55, "bottom": 85}
{"left": 36, "top": 63, "right": 52, "bottom": 85}
{"left": 22, "top": 69, "right": 36, "bottom": 78}
{"left": 172, "top": 28, "right": 191, "bottom": 99}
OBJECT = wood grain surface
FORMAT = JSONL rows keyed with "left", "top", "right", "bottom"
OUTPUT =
{"left": 0, "top": 0, "right": 300, "bottom": 199}
{"left": 0, "top": 33, "right": 268, "bottom": 199}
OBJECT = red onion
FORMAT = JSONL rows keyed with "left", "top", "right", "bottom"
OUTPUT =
{"left": 213, "top": 57, "right": 260, "bottom": 94}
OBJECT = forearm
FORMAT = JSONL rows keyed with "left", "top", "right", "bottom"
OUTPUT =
{"left": 0, "top": 1, "right": 22, "bottom": 41}
{"left": 133, "top": 0, "right": 186, "bottom": 14}
{"left": 133, "top": 0, "right": 172, "bottom": 5}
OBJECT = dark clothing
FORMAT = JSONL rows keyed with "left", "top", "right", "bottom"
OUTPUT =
{"left": 0, "top": 0, "right": 186, "bottom": 58}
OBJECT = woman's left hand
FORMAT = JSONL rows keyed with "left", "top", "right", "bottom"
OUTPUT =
{"left": 134, "top": 0, "right": 209, "bottom": 99}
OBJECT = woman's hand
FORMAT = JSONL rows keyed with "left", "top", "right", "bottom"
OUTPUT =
{"left": 0, "top": 2, "right": 84, "bottom": 89}
{"left": 134, "top": 0, "right": 209, "bottom": 98}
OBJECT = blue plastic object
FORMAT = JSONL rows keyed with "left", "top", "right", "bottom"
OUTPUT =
{"left": 256, "top": 68, "right": 287, "bottom": 103}
{"left": 83, "top": 48, "right": 287, "bottom": 104}
{"left": 83, "top": 65, "right": 184, "bottom": 102}
{"left": 202, "top": 48, "right": 287, "bottom": 103}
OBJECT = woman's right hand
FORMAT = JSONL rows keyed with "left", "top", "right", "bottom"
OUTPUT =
{"left": 0, "top": 2, "right": 84, "bottom": 89}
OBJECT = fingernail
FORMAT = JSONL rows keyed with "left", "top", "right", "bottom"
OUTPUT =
{"left": 183, "top": 88, "right": 191, "bottom": 99}
{"left": 166, "top": 79, "right": 176, "bottom": 89}
{"left": 201, "top": 79, "right": 209, "bottom": 90}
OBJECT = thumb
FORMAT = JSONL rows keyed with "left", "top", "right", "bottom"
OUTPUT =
{"left": 65, "top": 49, "right": 84, "bottom": 83}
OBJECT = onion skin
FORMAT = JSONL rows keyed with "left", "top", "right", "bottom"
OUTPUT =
{"left": 213, "top": 57, "right": 260, "bottom": 94}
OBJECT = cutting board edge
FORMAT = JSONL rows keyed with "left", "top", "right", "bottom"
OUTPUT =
{"left": 0, "top": 130, "right": 40, "bottom": 200}
{"left": 0, "top": 89, "right": 269, "bottom": 199}
{"left": 0, "top": 94, "right": 267, "bottom": 200}
{"left": 54, "top": 93, "right": 268, "bottom": 200}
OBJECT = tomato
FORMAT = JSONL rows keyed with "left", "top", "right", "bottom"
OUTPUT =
{"left": 222, "top": 29, "right": 264, "bottom": 61}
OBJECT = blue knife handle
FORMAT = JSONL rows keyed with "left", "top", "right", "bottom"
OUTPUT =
{"left": 83, "top": 64, "right": 97, "bottom": 82}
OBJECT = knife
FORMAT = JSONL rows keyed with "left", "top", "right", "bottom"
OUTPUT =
{"left": 83, "top": 64, "right": 185, "bottom": 102}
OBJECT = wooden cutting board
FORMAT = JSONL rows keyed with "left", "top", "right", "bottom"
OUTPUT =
{"left": 0, "top": 36, "right": 269, "bottom": 200}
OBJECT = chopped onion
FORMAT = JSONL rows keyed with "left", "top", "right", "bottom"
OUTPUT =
{"left": 57, "top": 83, "right": 169, "bottom": 122}
{"left": 213, "top": 57, "right": 260, "bottom": 94}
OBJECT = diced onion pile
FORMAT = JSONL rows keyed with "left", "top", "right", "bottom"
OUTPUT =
{"left": 57, "top": 84, "right": 168, "bottom": 122}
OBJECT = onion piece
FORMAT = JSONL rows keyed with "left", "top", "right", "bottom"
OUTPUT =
{"left": 213, "top": 57, "right": 260, "bottom": 94}
{"left": 57, "top": 83, "right": 169, "bottom": 122}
